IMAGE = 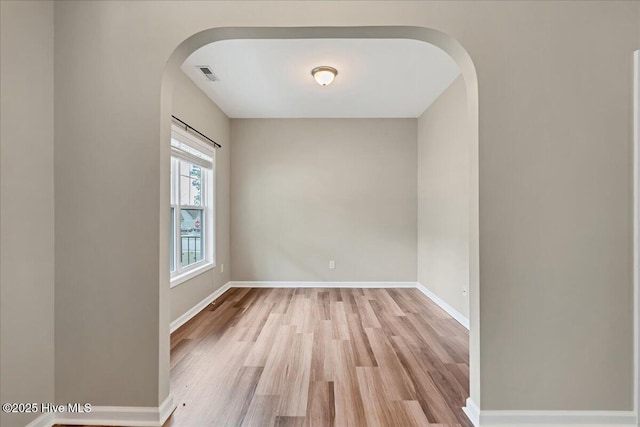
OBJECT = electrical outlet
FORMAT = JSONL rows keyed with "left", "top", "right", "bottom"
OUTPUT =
{"left": 221, "top": 264, "right": 224, "bottom": 273}
{"left": 329, "top": 260, "right": 335, "bottom": 269}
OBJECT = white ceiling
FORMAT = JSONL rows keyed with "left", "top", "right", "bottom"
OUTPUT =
{"left": 181, "top": 38, "right": 460, "bottom": 118}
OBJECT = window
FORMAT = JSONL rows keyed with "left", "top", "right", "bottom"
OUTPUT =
{"left": 170, "top": 124, "right": 215, "bottom": 286}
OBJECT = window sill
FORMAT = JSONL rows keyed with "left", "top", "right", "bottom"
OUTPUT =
{"left": 170, "top": 262, "right": 215, "bottom": 288}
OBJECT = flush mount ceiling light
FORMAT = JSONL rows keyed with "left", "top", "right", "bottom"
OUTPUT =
{"left": 311, "top": 66, "right": 338, "bottom": 86}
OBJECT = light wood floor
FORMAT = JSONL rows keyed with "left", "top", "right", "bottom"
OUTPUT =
{"left": 168, "top": 287, "right": 470, "bottom": 427}
{"left": 60, "top": 287, "right": 471, "bottom": 427}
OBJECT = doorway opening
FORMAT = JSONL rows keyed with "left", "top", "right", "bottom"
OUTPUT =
{"left": 160, "top": 26, "right": 480, "bottom": 426}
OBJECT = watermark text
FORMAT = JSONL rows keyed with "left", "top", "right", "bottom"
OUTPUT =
{"left": 2, "top": 402, "right": 92, "bottom": 414}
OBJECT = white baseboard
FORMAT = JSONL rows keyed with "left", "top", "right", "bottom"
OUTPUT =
{"left": 25, "top": 412, "right": 54, "bottom": 427}
{"left": 54, "top": 394, "right": 176, "bottom": 427}
{"left": 463, "top": 398, "right": 637, "bottom": 427}
{"left": 463, "top": 398, "right": 480, "bottom": 426}
{"left": 478, "top": 410, "right": 637, "bottom": 426}
{"left": 416, "top": 282, "right": 470, "bottom": 329}
{"left": 229, "top": 281, "right": 416, "bottom": 288}
{"left": 170, "top": 281, "right": 232, "bottom": 333}
{"left": 158, "top": 394, "right": 177, "bottom": 426}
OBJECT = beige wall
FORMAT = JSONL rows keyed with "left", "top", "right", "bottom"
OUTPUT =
{"left": 230, "top": 119, "right": 417, "bottom": 282}
{"left": 417, "top": 76, "right": 470, "bottom": 319}
{"left": 0, "top": 2, "right": 55, "bottom": 427}
{"left": 49, "top": 0, "right": 639, "bottom": 413}
{"left": 474, "top": 2, "right": 635, "bottom": 409}
{"left": 170, "top": 72, "right": 231, "bottom": 322}
{"left": 54, "top": 0, "right": 161, "bottom": 405}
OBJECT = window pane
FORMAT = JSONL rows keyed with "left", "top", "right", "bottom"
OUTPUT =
{"left": 180, "top": 209, "right": 203, "bottom": 267}
{"left": 170, "top": 207, "right": 175, "bottom": 272}
{"left": 179, "top": 160, "right": 202, "bottom": 206}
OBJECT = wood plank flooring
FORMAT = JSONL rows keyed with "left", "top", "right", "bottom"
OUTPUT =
{"left": 167, "top": 287, "right": 470, "bottom": 427}
{"left": 57, "top": 287, "right": 471, "bottom": 427}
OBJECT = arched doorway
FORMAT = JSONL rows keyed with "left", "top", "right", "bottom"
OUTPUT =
{"left": 159, "top": 25, "right": 480, "bottom": 424}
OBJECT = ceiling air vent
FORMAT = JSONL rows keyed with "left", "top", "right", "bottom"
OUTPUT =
{"left": 197, "top": 66, "right": 218, "bottom": 82}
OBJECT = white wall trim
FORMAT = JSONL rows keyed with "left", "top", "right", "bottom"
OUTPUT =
{"left": 25, "top": 413, "right": 55, "bottom": 427}
{"left": 53, "top": 394, "right": 176, "bottom": 427}
{"left": 463, "top": 398, "right": 636, "bottom": 427}
{"left": 158, "top": 394, "right": 177, "bottom": 426}
{"left": 170, "top": 262, "right": 215, "bottom": 288}
{"left": 230, "top": 281, "right": 417, "bottom": 288}
{"left": 463, "top": 397, "right": 480, "bottom": 426}
{"left": 416, "top": 282, "right": 470, "bottom": 329}
{"left": 170, "top": 281, "right": 232, "bottom": 333}
{"left": 477, "top": 410, "right": 637, "bottom": 426}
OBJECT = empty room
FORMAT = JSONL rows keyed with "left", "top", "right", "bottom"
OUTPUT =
{"left": 1, "top": 2, "right": 639, "bottom": 427}
{"left": 166, "top": 36, "right": 473, "bottom": 426}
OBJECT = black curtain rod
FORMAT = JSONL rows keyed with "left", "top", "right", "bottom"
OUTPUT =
{"left": 171, "top": 115, "right": 222, "bottom": 149}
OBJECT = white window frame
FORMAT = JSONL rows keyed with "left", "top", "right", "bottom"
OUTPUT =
{"left": 170, "top": 124, "right": 216, "bottom": 287}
